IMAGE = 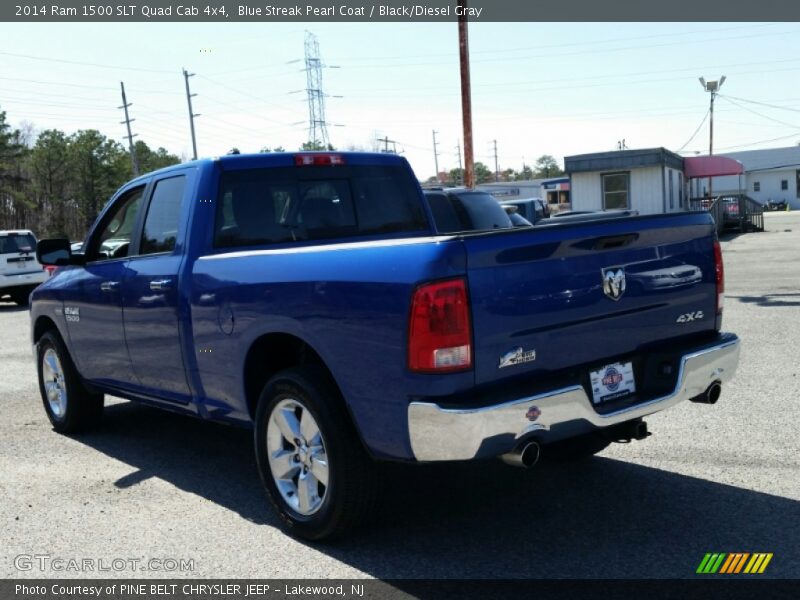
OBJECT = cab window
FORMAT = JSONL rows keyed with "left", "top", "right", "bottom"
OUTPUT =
{"left": 140, "top": 176, "right": 186, "bottom": 255}
{"left": 89, "top": 186, "right": 145, "bottom": 262}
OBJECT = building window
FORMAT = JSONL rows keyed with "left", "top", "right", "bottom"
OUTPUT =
{"left": 669, "top": 170, "right": 675, "bottom": 210}
{"left": 753, "top": 181, "right": 760, "bottom": 192}
{"left": 602, "top": 172, "right": 629, "bottom": 210}
{"left": 781, "top": 179, "right": 788, "bottom": 191}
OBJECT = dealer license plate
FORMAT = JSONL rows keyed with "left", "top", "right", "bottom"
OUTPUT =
{"left": 589, "top": 361, "right": 636, "bottom": 404}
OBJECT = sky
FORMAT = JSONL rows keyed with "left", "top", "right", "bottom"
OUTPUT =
{"left": 2, "top": 21, "right": 800, "bottom": 179}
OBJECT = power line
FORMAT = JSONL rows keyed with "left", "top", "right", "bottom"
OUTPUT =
{"left": 719, "top": 95, "right": 800, "bottom": 129}
{"left": 715, "top": 132, "right": 800, "bottom": 152}
{"left": 677, "top": 109, "right": 710, "bottom": 152}
{"left": 330, "top": 23, "right": 778, "bottom": 63}
{"left": 719, "top": 93, "right": 800, "bottom": 115}
{"left": 0, "top": 50, "right": 175, "bottom": 73}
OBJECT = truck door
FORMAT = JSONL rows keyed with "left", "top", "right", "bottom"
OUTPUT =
{"left": 122, "top": 173, "right": 192, "bottom": 403}
{"left": 62, "top": 184, "right": 146, "bottom": 387}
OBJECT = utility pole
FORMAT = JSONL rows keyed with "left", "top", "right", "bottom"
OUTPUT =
{"left": 432, "top": 130, "right": 440, "bottom": 182}
{"left": 378, "top": 136, "right": 396, "bottom": 153}
{"left": 118, "top": 82, "right": 139, "bottom": 176}
{"left": 458, "top": 0, "right": 474, "bottom": 188}
{"left": 699, "top": 75, "right": 726, "bottom": 198}
{"left": 183, "top": 68, "right": 200, "bottom": 160}
{"left": 455, "top": 141, "right": 463, "bottom": 185}
{"left": 492, "top": 139, "right": 499, "bottom": 182}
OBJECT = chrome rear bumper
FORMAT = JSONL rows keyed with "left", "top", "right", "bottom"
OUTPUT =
{"left": 408, "top": 333, "right": 740, "bottom": 461}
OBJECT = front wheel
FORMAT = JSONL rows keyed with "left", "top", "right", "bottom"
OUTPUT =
{"left": 37, "top": 331, "right": 104, "bottom": 433}
{"left": 254, "top": 366, "right": 376, "bottom": 540}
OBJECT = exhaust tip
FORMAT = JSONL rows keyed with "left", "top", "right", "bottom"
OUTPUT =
{"left": 500, "top": 441, "right": 540, "bottom": 469}
{"left": 707, "top": 382, "right": 722, "bottom": 404}
{"left": 691, "top": 381, "right": 722, "bottom": 404}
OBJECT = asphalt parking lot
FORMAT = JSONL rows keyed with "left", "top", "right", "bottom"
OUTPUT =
{"left": 1, "top": 212, "right": 799, "bottom": 580}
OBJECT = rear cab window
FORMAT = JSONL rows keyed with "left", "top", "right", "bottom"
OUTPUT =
{"left": 214, "top": 164, "right": 429, "bottom": 248}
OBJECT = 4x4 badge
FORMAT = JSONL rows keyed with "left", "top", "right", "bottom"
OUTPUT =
{"left": 499, "top": 347, "right": 536, "bottom": 369}
{"left": 602, "top": 267, "right": 626, "bottom": 301}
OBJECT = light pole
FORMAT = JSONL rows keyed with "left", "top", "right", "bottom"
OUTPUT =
{"left": 699, "top": 75, "right": 726, "bottom": 198}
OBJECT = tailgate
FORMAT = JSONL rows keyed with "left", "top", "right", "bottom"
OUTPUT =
{"left": 463, "top": 213, "right": 719, "bottom": 386}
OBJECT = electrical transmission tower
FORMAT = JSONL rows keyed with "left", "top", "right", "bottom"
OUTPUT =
{"left": 303, "top": 31, "right": 332, "bottom": 148}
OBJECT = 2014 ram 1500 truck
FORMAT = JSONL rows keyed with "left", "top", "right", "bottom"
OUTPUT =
{"left": 31, "top": 152, "right": 740, "bottom": 540}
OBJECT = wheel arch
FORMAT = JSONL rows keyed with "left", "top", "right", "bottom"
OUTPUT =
{"left": 243, "top": 332, "right": 345, "bottom": 421}
{"left": 33, "top": 315, "right": 61, "bottom": 345}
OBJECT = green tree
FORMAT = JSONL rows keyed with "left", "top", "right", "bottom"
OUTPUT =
{"left": 448, "top": 167, "right": 464, "bottom": 186}
{"left": 474, "top": 161, "right": 493, "bottom": 184}
{"left": 301, "top": 140, "right": 335, "bottom": 151}
{"left": 500, "top": 168, "right": 517, "bottom": 182}
{"left": 29, "top": 129, "right": 70, "bottom": 237}
{"left": 132, "top": 141, "right": 180, "bottom": 175}
{"left": 0, "top": 109, "right": 29, "bottom": 230}
{"left": 68, "top": 130, "right": 128, "bottom": 230}
{"left": 533, "top": 154, "right": 563, "bottom": 179}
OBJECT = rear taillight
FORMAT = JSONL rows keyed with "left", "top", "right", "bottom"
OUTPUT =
{"left": 713, "top": 240, "right": 725, "bottom": 314}
{"left": 408, "top": 278, "right": 472, "bottom": 373}
{"left": 294, "top": 153, "right": 345, "bottom": 166}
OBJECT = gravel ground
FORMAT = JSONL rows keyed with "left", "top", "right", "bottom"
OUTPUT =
{"left": 1, "top": 212, "right": 798, "bottom": 579}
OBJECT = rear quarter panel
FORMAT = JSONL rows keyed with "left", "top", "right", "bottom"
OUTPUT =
{"left": 189, "top": 236, "right": 470, "bottom": 459}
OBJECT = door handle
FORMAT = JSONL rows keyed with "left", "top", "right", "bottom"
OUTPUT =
{"left": 149, "top": 279, "right": 173, "bottom": 291}
{"left": 100, "top": 281, "right": 119, "bottom": 292}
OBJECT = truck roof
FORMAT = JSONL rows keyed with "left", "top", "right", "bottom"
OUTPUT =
{"left": 124, "top": 151, "right": 408, "bottom": 186}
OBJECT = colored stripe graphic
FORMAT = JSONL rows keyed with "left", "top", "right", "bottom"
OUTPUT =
{"left": 700, "top": 552, "right": 774, "bottom": 574}
{"left": 697, "top": 553, "right": 727, "bottom": 574}
{"left": 720, "top": 553, "right": 749, "bottom": 574}
{"left": 744, "top": 553, "right": 773, "bottom": 574}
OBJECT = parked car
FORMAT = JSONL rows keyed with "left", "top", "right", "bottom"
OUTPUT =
{"left": 765, "top": 199, "right": 787, "bottom": 212}
{"left": 720, "top": 196, "right": 742, "bottom": 228}
{"left": 502, "top": 204, "right": 534, "bottom": 228}
{"left": 32, "top": 152, "right": 740, "bottom": 539}
{"left": 423, "top": 188, "right": 514, "bottom": 233}
{"left": 499, "top": 197, "right": 549, "bottom": 224}
{"left": 0, "top": 229, "right": 48, "bottom": 305}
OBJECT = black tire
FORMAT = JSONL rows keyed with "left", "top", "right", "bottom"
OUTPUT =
{"left": 254, "top": 366, "right": 376, "bottom": 541}
{"left": 36, "top": 330, "right": 104, "bottom": 433}
{"left": 544, "top": 431, "right": 612, "bottom": 462}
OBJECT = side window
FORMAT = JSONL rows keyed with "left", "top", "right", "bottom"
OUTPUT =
{"left": 140, "top": 176, "right": 186, "bottom": 255}
{"left": 602, "top": 172, "right": 630, "bottom": 210}
{"left": 90, "top": 186, "right": 145, "bottom": 262}
{"left": 215, "top": 176, "right": 298, "bottom": 248}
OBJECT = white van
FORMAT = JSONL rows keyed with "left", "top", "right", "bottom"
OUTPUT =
{"left": 0, "top": 230, "right": 48, "bottom": 305}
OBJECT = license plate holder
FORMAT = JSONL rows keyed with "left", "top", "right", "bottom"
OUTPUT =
{"left": 589, "top": 361, "right": 636, "bottom": 405}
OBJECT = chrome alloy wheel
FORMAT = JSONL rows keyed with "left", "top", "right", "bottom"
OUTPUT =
{"left": 266, "top": 398, "right": 329, "bottom": 516}
{"left": 42, "top": 348, "right": 67, "bottom": 419}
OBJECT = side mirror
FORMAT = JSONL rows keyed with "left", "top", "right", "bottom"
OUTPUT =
{"left": 36, "top": 238, "right": 80, "bottom": 266}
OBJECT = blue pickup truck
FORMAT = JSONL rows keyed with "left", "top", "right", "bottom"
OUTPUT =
{"left": 32, "top": 152, "right": 740, "bottom": 539}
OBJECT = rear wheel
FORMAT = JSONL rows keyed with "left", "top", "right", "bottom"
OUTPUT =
{"left": 37, "top": 331, "right": 104, "bottom": 433}
{"left": 254, "top": 366, "right": 376, "bottom": 540}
